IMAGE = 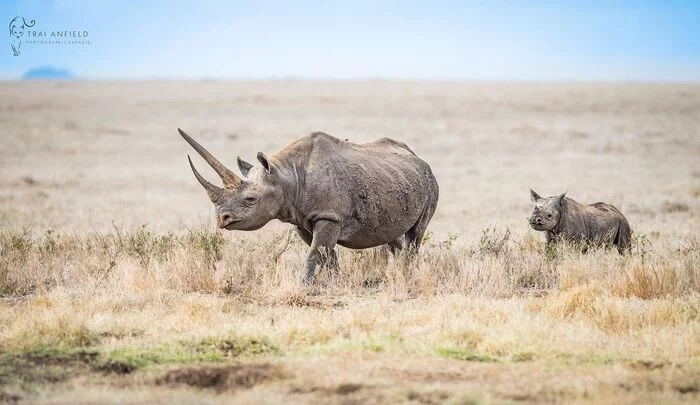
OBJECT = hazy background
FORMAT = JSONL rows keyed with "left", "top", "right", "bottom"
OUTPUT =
{"left": 2, "top": 0, "right": 700, "bottom": 81}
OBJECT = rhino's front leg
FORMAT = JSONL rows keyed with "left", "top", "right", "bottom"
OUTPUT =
{"left": 296, "top": 226, "right": 338, "bottom": 267}
{"left": 302, "top": 219, "right": 341, "bottom": 284}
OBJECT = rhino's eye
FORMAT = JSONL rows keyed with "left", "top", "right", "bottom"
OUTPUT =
{"left": 546, "top": 213, "right": 553, "bottom": 219}
{"left": 244, "top": 196, "right": 259, "bottom": 206}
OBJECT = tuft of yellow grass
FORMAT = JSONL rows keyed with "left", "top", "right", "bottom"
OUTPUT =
{"left": 2, "top": 310, "right": 98, "bottom": 351}
{"left": 613, "top": 264, "right": 679, "bottom": 299}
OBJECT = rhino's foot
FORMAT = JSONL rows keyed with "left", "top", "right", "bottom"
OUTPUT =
{"left": 300, "top": 271, "right": 316, "bottom": 286}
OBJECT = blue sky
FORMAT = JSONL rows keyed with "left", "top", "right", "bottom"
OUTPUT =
{"left": 1, "top": 0, "right": 699, "bottom": 80}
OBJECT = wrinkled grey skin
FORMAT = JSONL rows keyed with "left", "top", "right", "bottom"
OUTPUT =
{"left": 528, "top": 190, "right": 631, "bottom": 254}
{"left": 179, "top": 129, "right": 439, "bottom": 283}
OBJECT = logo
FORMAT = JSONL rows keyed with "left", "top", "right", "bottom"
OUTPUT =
{"left": 8, "top": 17, "right": 90, "bottom": 56}
{"left": 9, "top": 16, "right": 35, "bottom": 56}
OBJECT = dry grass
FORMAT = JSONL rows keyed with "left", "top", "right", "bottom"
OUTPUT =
{"left": 2, "top": 226, "right": 697, "bottom": 300}
{"left": 0, "top": 81, "right": 699, "bottom": 403}
{"left": 0, "top": 226, "right": 698, "bottom": 403}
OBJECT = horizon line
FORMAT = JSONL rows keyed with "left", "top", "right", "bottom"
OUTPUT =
{"left": 3, "top": 77, "right": 700, "bottom": 84}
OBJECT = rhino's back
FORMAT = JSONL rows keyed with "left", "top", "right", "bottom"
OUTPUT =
{"left": 281, "top": 132, "right": 438, "bottom": 248}
{"left": 302, "top": 132, "right": 419, "bottom": 161}
{"left": 588, "top": 202, "right": 627, "bottom": 220}
{"left": 297, "top": 132, "right": 430, "bottom": 176}
{"left": 357, "top": 136, "right": 417, "bottom": 157}
{"left": 558, "top": 199, "right": 630, "bottom": 245}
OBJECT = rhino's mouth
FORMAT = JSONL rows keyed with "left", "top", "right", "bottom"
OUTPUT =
{"left": 224, "top": 220, "right": 267, "bottom": 232}
{"left": 223, "top": 219, "right": 242, "bottom": 230}
{"left": 529, "top": 219, "right": 547, "bottom": 231}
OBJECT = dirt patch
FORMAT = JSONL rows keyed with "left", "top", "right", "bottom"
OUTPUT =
{"left": 19, "top": 176, "right": 39, "bottom": 186}
{"left": 0, "top": 350, "right": 135, "bottom": 389}
{"left": 405, "top": 389, "right": 452, "bottom": 405}
{"left": 380, "top": 367, "right": 469, "bottom": 384}
{"left": 96, "top": 359, "right": 136, "bottom": 375}
{"left": 334, "top": 383, "right": 364, "bottom": 395}
{"left": 672, "top": 378, "right": 700, "bottom": 395}
{"left": 0, "top": 351, "right": 97, "bottom": 388}
{"left": 288, "top": 382, "right": 371, "bottom": 401}
{"left": 0, "top": 391, "right": 22, "bottom": 404}
{"left": 19, "top": 350, "right": 99, "bottom": 367}
{"left": 155, "top": 363, "right": 286, "bottom": 392}
{"left": 627, "top": 360, "right": 671, "bottom": 371}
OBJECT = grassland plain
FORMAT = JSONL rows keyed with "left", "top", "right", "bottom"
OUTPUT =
{"left": 0, "top": 81, "right": 699, "bottom": 404}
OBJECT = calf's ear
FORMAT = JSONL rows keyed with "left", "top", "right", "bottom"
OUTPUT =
{"left": 236, "top": 156, "right": 253, "bottom": 177}
{"left": 530, "top": 189, "right": 541, "bottom": 202}
{"left": 555, "top": 192, "right": 567, "bottom": 205}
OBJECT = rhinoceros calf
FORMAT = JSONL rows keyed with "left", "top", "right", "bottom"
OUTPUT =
{"left": 179, "top": 129, "right": 439, "bottom": 283}
{"left": 528, "top": 190, "right": 632, "bottom": 253}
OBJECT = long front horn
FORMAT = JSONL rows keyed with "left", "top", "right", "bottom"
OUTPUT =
{"left": 187, "top": 155, "right": 223, "bottom": 202}
{"left": 178, "top": 128, "right": 242, "bottom": 188}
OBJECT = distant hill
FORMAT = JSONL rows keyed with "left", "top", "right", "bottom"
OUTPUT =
{"left": 23, "top": 66, "right": 75, "bottom": 80}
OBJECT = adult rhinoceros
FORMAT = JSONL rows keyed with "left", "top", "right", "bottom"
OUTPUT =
{"left": 179, "top": 128, "right": 439, "bottom": 283}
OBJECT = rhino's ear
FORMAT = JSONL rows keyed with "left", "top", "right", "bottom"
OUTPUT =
{"left": 236, "top": 156, "right": 253, "bottom": 177}
{"left": 555, "top": 192, "right": 567, "bottom": 205}
{"left": 530, "top": 189, "right": 541, "bottom": 202}
{"left": 257, "top": 152, "right": 274, "bottom": 174}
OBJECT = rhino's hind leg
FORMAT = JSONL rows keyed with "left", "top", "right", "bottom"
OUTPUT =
{"left": 614, "top": 221, "right": 632, "bottom": 255}
{"left": 302, "top": 220, "right": 341, "bottom": 285}
{"left": 404, "top": 200, "right": 438, "bottom": 252}
{"left": 387, "top": 236, "right": 405, "bottom": 255}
